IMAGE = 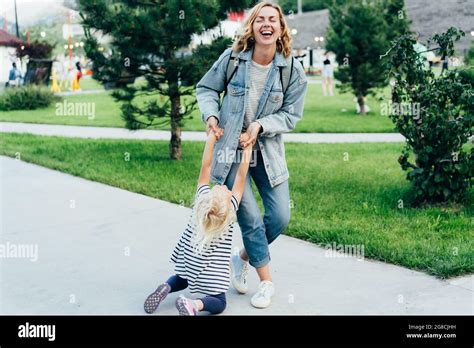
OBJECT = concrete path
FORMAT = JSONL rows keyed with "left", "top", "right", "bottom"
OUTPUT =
{"left": 0, "top": 155, "right": 472, "bottom": 315}
{"left": 56, "top": 89, "right": 107, "bottom": 96}
{"left": 0, "top": 122, "right": 406, "bottom": 143}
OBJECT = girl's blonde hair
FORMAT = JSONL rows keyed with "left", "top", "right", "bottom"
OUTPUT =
{"left": 232, "top": 1, "right": 292, "bottom": 58}
{"left": 192, "top": 187, "right": 236, "bottom": 252}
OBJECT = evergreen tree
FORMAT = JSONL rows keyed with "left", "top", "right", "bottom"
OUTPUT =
{"left": 326, "top": 0, "right": 410, "bottom": 114}
{"left": 383, "top": 0, "right": 410, "bottom": 43}
{"left": 79, "top": 0, "right": 251, "bottom": 159}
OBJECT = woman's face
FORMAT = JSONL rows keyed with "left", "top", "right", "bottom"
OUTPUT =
{"left": 252, "top": 6, "right": 282, "bottom": 48}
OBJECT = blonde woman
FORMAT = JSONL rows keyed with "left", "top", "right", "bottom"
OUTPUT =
{"left": 143, "top": 132, "right": 253, "bottom": 315}
{"left": 196, "top": 2, "right": 308, "bottom": 309}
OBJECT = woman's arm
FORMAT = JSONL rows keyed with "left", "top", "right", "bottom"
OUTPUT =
{"left": 231, "top": 145, "right": 253, "bottom": 204}
{"left": 196, "top": 48, "right": 233, "bottom": 125}
{"left": 197, "top": 133, "right": 218, "bottom": 187}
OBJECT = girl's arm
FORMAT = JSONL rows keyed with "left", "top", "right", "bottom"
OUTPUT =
{"left": 197, "top": 132, "right": 217, "bottom": 187}
{"left": 231, "top": 145, "right": 253, "bottom": 204}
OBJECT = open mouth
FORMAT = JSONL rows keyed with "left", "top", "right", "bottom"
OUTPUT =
{"left": 260, "top": 30, "right": 274, "bottom": 38}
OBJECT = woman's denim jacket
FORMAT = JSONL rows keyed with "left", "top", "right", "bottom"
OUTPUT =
{"left": 196, "top": 47, "right": 308, "bottom": 188}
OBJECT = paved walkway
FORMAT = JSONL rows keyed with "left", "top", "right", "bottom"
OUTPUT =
{"left": 56, "top": 89, "right": 107, "bottom": 96}
{"left": 0, "top": 122, "right": 406, "bottom": 143}
{"left": 1, "top": 155, "right": 472, "bottom": 315}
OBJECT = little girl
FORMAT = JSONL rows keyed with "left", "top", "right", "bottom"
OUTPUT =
{"left": 144, "top": 131, "right": 253, "bottom": 315}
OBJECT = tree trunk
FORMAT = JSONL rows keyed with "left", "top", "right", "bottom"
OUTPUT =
{"left": 170, "top": 94, "right": 182, "bottom": 160}
{"left": 357, "top": 94, "right": 366, "bottom": 115}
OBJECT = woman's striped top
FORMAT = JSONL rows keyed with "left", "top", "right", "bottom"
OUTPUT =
{"left": 170, "top": 184, "right": 238, "bottom": 295}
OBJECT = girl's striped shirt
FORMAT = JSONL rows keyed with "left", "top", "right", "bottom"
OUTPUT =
{"left": 170, "top": 184, "right": 238, "bottom": 295}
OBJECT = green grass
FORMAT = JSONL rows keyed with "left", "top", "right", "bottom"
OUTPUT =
{"left": 0, "top": 83, "right": 397, "bottom": 133}
{"left": 78, "top": 77, "right": 106, "bottom": 91}
{"left": 1, "top": 132, "right": 472, "bottom": 278}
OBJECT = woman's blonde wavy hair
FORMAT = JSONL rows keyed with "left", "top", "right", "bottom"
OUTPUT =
{"left": 232, "top": 1, "right": 292, "bottom": 58}
{"left": 191, "top": 187, "right": 236, "bottom": 253}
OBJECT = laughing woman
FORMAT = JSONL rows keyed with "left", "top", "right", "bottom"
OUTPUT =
{"left": 196, "top": 1, "right": 307, "bottom": 309}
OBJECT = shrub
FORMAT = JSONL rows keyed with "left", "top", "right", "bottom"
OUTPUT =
{"left": 0, "top": 86, "right": 60, "bottom": 111}
{"left": 14, "top": 41, "right": 54, "bottom": 59}
{"left": 385, "top": 28, "right": 473, "bottom": 205}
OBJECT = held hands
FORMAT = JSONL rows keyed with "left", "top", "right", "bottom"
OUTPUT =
{"left": 206, "top": 116, "right": 223, "bottom": 140}
{"left": 239, "top": 122, "right": 262, "bottom": 148}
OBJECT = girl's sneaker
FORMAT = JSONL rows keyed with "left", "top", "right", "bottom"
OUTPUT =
{"left": 175, "top": 295, "right": 198, "bottom": 316}
{"left": 144, "top": 283, "right": 171, "bottom": 314}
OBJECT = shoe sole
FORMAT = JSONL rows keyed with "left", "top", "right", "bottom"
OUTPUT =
{"left": 175, "top": 297, "right": 195, "bottom": 316}
{"left": 143, "top": 284, "right": 169, "bottom": 314}
{"left": 251, "top": 300, "right": 271, "bottom": 309}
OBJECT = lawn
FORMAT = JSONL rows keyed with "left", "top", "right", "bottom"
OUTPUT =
{"left": 1, "top": 132, "right": 472, "bottom": 278}
{"left": 77, "top": 77, "right": 106, "bottom": 91}
{"left": 0, "top": 83, "right": 397, "bottom": 133}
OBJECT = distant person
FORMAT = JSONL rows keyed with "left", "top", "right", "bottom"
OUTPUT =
{"left": 76, "top": 61, "right": 82, "bottom": 82}
{"left": 413, "top": 32, "right": 429, "bottom": 69}
{"left": 7, "top": 62, "right": 21, "bottom": 87}
{"left": 322, "top": 52, "right": 334, "bottom": 96}
{"left": 441, "top": 54, "right": 449, "bottom": 73}
{"left": 72, "top": 61, "right": 82, "bottom": 91}
{"left": 295, "top": 52, "right": 306, "bottom": 69}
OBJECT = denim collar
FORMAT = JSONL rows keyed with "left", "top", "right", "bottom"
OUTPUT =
{"left": 237, "top": 46, "right": 288, "bottom": 67}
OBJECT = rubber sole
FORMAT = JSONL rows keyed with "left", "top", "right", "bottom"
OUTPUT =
{"left": 143, "top": 283, "right": 170, "bottom": 314}
{"left": 175, "top": 296, "right": 197, "bottom": 316}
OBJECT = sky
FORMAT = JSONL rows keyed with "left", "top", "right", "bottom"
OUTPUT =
{"left": 1, "top": 0, "right": 69, "bottom": 27}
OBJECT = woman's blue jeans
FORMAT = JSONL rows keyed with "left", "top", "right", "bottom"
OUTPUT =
{"left": 224, "top": 149, "right": 290, "bottom": 268}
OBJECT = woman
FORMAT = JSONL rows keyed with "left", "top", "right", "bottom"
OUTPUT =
{"left": 196, "top": 1, "right": 307, "bottom": 309}
{"left": 321, "top": 51, "right": 334, "bottom": 97}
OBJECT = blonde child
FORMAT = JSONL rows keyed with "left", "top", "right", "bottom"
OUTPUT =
{"left": 144, "top": 131, "right": 253, "bottom": 315}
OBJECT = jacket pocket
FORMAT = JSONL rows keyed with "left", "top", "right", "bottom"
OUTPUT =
{"left": 262, "top": 90, "right": 284, "bottom": 116}
{"left": 227, "top": 84, "right": 245, "bottom": 114}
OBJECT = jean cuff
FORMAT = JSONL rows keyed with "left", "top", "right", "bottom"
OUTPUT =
{"left": 249, "top": 254, "right": 271, "bottom": 268}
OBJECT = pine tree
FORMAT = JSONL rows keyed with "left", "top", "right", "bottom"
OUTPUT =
{"left": 383, "top": 0, "right": 411, "bottom": 43}
{"left": 326, "top": 0, "right": 410, "bottom": 114}
{"left": 78, "top": 0, "right": 252, "bottom": 159}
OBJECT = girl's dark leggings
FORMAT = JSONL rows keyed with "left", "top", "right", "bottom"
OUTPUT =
{"left": 166, "top": 274, "right": 226, "bottom": 314}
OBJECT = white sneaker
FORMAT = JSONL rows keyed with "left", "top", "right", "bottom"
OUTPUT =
{"left": 230, "top": 248, "right": 249, "bottom": 294}
{"left": 251, "top": 280, "right": 275, "bottom": 309}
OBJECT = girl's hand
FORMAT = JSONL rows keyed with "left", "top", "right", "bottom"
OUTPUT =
{"left": 239, "top": 132, "right": 250, "bottom": 148}
{"left": 207, "top": 130, "right": 218, "bottom": 144}
{"left": 240, "top": 122, "right": 261, "bottom": 148}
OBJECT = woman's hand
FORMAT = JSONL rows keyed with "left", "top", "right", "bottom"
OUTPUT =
{"left": 240, "top": 122, "right": 261, "bottom": 148}
{"left": 206, "top": 116, "right": 224, "bottom": 140}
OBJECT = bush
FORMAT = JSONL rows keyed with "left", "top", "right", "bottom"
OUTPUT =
{"left": 386, "top": 28, "right": 473, "bottom": 205}
{"left": 459, "top": 42, "right": 474, "bottom": 87}
{"left": 0, "top": 86, "right": 60, "bottom": 111}
{"left": 14, "top": 41, "right": 54, "bottom": 59}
